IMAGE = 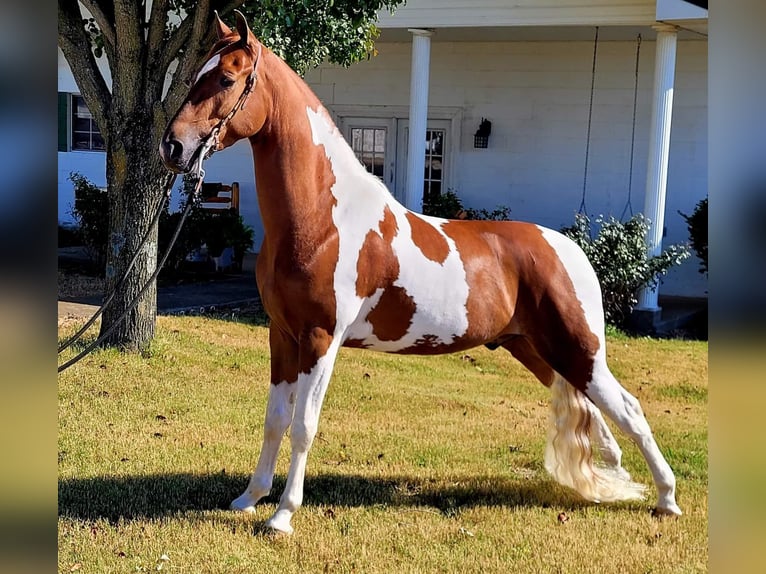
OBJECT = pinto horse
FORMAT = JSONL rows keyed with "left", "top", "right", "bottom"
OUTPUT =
{"left": 160, "top": 11, "right": 681, "bottom": 534}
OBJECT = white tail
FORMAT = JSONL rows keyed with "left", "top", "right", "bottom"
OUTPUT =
{"left": 545, "top": 377, "right": 647, "bottom": 503}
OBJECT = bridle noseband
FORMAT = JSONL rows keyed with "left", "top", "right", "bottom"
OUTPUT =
{"left": 193, "top": 41, "right": 263, "bottom": 180}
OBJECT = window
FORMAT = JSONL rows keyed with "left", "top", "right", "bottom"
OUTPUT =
{"left": 423, "top": 129, "right": 445, "bottom": 205}
{"left": 71, "top": 95, "right": 105, "bottom": 151}
{"left": 350, "top": 126, "right": 386, "bottom": 178}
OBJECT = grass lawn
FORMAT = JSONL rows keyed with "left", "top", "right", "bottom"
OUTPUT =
{"left": 58, "top": 313, "right": 707, "bottom": 573}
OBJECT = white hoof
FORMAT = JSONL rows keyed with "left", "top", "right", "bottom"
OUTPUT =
{"left": 264, "top": 510, "right": 294, "bottom": 535}
{"left": 230, "top": 492, "right": 260, "bottom": 513}
{"left": 652, "top": 503, "right": 682, "bottom": 517}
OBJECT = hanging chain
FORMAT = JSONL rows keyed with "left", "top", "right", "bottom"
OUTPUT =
{"left": 579, "top": 26, "right": 599, "bottom": 218}
{"left": 621, "top": 33, "right": 642, "bottom": 221}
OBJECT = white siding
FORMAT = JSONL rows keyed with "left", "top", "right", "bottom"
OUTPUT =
{"left": 307, "top": 38, "right": 707, "bottom": 297}
{"left": 378, "top": 0, "right": 657, "bottom": 28}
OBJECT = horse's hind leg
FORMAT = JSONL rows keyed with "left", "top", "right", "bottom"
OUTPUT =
{"left": 587, "top": 400, "right": 630, "bottom": 480}
{"left": 585, "top": 356, "right": 682, "bottom": 515}
{"left": 503, "top": 337, "right": 629, "bottom": 479}
{"left": 231, "top": 327, "right": 298, "bottom": 513}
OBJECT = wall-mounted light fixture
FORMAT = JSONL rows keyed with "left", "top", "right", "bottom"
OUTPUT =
{"left": 474, "top": 118, "right": 491, "bottom": 149}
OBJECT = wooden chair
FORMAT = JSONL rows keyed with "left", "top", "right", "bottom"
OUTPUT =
{"left": 199, "top": 181, "right": 240, "bottom": 213}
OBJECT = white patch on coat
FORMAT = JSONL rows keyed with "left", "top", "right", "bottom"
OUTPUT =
{"left": 306, "top": 106, "right": 470, "bottom": 351}
{"left": 537, "top": 226, "right": 606, "bottom": 356}
{"left": 195, "top": 54, "right": 221, "bottom": 84}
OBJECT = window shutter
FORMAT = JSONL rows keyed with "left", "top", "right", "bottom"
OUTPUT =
{"left": 58, "top": 92, "right": 68, "bottom": 151}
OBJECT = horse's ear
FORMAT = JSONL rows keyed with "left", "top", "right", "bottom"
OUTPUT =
{"left": 214, "top": 10, "right": 231, "bottom": 40}
{"left": 234, "top": 10, "right": 251, "bottom": 46}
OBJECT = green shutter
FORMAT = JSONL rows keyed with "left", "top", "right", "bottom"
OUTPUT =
{"left": 58, "top": 92, "right": 69, "bottom": 151}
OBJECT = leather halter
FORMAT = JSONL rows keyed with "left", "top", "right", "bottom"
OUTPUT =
{"left": 193, "top": 41, "right": 263, "bottom": 178}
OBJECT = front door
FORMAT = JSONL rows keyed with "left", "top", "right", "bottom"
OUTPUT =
{"left": 338, "top": 116, "right": 451, "bottom": 207}
{"left": 396, "top": 119, "right": 451, "bottom": 208}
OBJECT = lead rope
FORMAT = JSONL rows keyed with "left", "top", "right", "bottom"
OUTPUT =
{"left": 57, "top": 172, "right": 177, "bottom": 354}
{"left": 58, "top": 172, "right": 205, "bottom": 373}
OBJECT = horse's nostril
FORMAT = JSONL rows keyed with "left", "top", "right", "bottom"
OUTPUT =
{"left": 167, "top": 139, "right": 183, "bottom": 161}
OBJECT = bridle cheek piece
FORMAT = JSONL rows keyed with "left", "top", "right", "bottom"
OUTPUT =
{"left": 194, "top": 42, "right": 262, "bottom": 180}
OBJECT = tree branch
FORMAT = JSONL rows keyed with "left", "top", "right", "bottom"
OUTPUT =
{"left": 112, "top": 0, "right": 145, "bottom": 111}
{"left": 147, "top": 0, "right": 169, "bottom": 66}
{"left": 161, "top": 0, "right": 212, "bottom": 117}
{"left": 79, "top": 0, "right": 116, "bottom": 54}
{"left": 58, "top": 0, "right": 112, "bottom": 136}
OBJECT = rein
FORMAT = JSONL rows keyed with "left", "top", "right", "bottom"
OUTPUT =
{"left": 58, "top": 45, "right": 261, "bottom": 374}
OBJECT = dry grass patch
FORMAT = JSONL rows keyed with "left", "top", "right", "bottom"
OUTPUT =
{"left": 58, "top": 316, "right": 707, "bottom": 573}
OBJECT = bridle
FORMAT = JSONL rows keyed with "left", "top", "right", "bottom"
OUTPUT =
{"left": 192, "top": 40, "right": 262, "bottom": 180}
{"left": 58, "top": 41, "right": 263, "bottom": 374}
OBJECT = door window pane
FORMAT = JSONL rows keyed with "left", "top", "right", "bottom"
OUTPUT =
{"left": 351, "top": 127, "right": 386, "bottom": 179}
{"left": 423, "top": 129, "right": 445, "bottom": 205}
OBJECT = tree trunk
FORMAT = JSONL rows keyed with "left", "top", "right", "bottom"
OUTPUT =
{"left": 98, "top": 113, "right": 168, "bottom": 351}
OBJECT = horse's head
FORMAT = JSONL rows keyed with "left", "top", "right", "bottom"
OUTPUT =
{"left": 160, "top": 10, "right": 265, "bottom": 173}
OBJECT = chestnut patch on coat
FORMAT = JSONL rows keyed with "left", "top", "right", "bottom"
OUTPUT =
{"left": 366, "top": 286, "right": 416, "bottom": 341}
{"left": 355, "top": 206, "right": 399, "bottom": 298}
{"left": 406, "top": 212, "right": 450, "bottom": 264}
{"left": 441, "top": 220, "right": 599, "bottom": 390}
{"left": 379, "top": 205, "right": 398, "bottom": 243}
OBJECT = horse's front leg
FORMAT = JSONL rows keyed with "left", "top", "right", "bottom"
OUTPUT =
{"left": 231, "top": 327, "right": 298, "bottom": 512}
{"left": 264, "top": 327, "right": 340, "bottom": 534}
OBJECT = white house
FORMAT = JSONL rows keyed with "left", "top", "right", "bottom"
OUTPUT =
{"left": 58, "top": 0, "right": 708, "bottom": 303}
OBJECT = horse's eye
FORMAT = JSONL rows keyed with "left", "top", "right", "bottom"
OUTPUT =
{"left": 220, "top": 76, "right": 235, "bottom": 88}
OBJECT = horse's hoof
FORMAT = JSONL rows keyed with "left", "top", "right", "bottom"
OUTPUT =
{"left": 230, "top": 493, "right": 258, "bottom": 513}
{"left": 651, "top": 504, "right": 682, "bottom": 518}
{"left": 264, "top": 510, "right": 294, "bottom": 535}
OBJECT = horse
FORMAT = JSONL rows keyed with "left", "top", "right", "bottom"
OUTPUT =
{"left": 160, "top": 11, "right": 681, "bottom": 534}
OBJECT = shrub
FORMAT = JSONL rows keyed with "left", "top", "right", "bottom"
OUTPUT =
{"left": 561, "top": 213, "right": 690, "bottom": 327}
{"left": 422, "top": 189, "right": 465, "bottom": 219}
{"left": 422, "top": 189, "right": 511, "bottom": 221}
{"left": 58, "top": 224, "right": 83, "bottom": 248}
{"left": 159, "top": 176, "right": 254, "bottom": 272}
{"left": 679, "top": 197, "right": 707, "bottom": 275}
{"left": 68, "top": 172, "right": 109, "bottom": 268}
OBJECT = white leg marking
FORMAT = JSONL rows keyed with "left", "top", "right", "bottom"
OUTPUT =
{"left": 264, "top": 341, "right": 342, "bottom": 534}
{"left": 587, "top": 362, "right": 682, "bottom": 515}
{"left": 538, "top": 227, "right": 679, "bottom": 513}
{"left": 587, "top": 400, "right": 631, "bottom": 481}
{"left": 231, "top": 382, "right": 295, "bottom": 512}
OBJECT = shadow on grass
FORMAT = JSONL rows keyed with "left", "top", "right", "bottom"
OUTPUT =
{"left": 58, "top": 471, "right": 626, "bottom": 524}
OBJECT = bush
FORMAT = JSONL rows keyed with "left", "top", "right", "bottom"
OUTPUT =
{"left": 69, "top": 172, "right": 109, "bottom": 268}
{"left": 159, "top": 176, "right": 254, "bottom": 272}
{"left": 561, "top": 213, "right": 690, "bottom": 327}
{"left": 422, "top": 189, "right": 465, "bottom": 219}
{"left": 58, "top": 224, "right": 83, "bottom": 248}
{"left": 422, "top": 189, "right": 511, "bottom": 221}
{"left": 679, "top": 197, "right": 707, "bottom": 275}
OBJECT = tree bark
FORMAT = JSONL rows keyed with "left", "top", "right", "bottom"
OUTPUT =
{"left": 98, "top": 115, "right": 168, "bottom": 350}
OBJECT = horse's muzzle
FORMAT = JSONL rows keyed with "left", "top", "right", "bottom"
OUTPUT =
{"left": 159, "top": 134, "right": 197, "bottom": 173}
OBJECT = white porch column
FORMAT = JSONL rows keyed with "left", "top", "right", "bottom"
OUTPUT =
{"left": 636, "top": 24, "right": 679, "bottom": 313}
{"left": 405, "top": 28, "right": 433, "bottom": 211}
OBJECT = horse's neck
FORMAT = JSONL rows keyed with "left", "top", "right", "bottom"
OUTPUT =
{"left": 250, "top": 55, "right": 391, "bottom": 252}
